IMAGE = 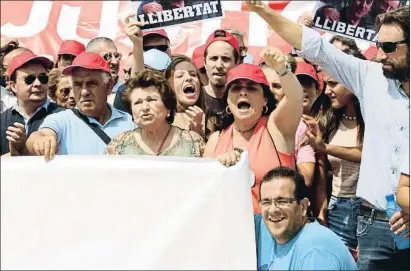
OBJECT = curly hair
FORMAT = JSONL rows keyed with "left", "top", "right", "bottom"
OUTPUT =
{"left": 164, "top": 55, "right": 206, "bottom": 113}
{"left": 123, "top": 69, "right": 176, "bottom": 124}
{"left": 47, "top": 68, "right": 66, "bottom": 101}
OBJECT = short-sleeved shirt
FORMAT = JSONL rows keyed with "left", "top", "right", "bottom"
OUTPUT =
{"left": 295, "top": 120, "right": 315, "bottom": 165}
{"left": 255, "top": 214, "right": 357, "bottom": 270}
{"left": 39, "top": 104, "right": 135, "bottom": 155}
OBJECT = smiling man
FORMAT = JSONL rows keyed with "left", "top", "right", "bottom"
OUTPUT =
{"left": 25, "top": 52, "right": 134, "bottom": 160}
{"left": 255, "top": 167, "right": 357, "bottom": 270}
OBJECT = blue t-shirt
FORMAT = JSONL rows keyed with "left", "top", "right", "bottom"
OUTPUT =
{"left": 39, "top": 105, "right": 135, "bottom": 155}
{"left": 255, "top": 214, "right": 357, "bottom": 270}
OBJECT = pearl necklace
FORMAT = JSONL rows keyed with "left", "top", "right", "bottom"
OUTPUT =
{"left": 343, "top": 113, "right": 356, "bottom": 121}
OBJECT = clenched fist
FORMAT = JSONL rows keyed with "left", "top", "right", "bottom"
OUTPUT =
{"left": 217, "top": 150, "right": 242, "bottom": 167}
{"left": 184, "top": 106, "right": 204, "bottom": 136}
{"left": 261, "top": 46, "right": 288, "bottom": 74}
{"left": 6, "top": 122, "right": 26, "bottom": 156}
{"left": 244, "top": 0, "right": 266, "bottom": 12}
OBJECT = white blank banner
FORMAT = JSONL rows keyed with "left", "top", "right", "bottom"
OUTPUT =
{"left": 1, "top": 154, "right": 256, "bottom": 270}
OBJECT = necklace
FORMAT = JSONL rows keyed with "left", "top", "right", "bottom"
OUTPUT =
{"left": 343, "top": 113, "right": 356, "bottom": 121}
{"left": 155, "top": 126, "right": 172, "bottom": 156}
{"left": 234, "top": 122, "right": 259, "bottom": 134}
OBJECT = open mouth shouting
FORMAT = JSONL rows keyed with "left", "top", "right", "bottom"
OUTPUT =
{"left": 237, "top": 100, "right": 251, "bottom": 114}
{"left": 183, "top": 84, "right": 197, "bottom": 98}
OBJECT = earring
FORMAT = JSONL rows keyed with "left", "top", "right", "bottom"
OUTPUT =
{"left": 225, "top": 106, "right": 232, "bottom": 115}
{"left": 167, "top": 112, "right": 170, "bottom": 117}
{"left": 263, "top": 105, "right": 268, "bottom": 114}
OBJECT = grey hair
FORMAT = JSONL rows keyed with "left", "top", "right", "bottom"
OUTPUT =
{"left": 86, "top": 37, "right": 115, "bottom": 52}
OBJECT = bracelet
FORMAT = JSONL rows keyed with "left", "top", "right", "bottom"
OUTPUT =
{"left": 277, "top": 69, "right": 288, "bottom": 77}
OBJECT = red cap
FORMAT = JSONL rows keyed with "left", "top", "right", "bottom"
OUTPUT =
{"left": 204, "top": 30, "right": 240, "bottom": 58}
{"left": 7, "top": 51, "right": 53, "bottom": 78}
{"left": 62, "top": 52, "right": 111, "bottom": 76}
{"left": 295, "top": 62, "right": 319, "bottom": 84}
{"left": 363, "top": 45, "right": 378, "bottom": 60}
{"left": 225, "top": 63, "right": 269, "bottom": 89}
{"left": 192, "top": 45, "right": 206, "bottom": 69}
{"left": 58, "top": 40, "right": 85, "bottom": 56}
{"left": 143, "top": 29, "right": 170, "bottom": 41}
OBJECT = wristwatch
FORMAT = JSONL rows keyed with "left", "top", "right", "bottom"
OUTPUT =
{"left": 276, "top": 63, "right": 292, "bottom": 77}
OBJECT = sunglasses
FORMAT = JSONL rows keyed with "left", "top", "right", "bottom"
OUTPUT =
{"left": 103, "top": 52, "right": 122, "bottom": 62}
{"left": 59, "top": 87, "right": 72, "bottom": 96}
{"left": 123, "top": 68, "right": 131, "bottom": 76}
{"left": 143, "top": 45, "right": 169, "bottom": 53}
{"left": 60, "top": 54, "right": 76, "bottom": 62}
{"left": 21, "top": 73, "right": 49, "bottom": 85}
{"left": 376, "top": 40, "right": 406, "bottom": 54}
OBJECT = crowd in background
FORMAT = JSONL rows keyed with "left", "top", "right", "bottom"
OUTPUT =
{"left": 0, "top": 1, "right": 409, "bottom": 270}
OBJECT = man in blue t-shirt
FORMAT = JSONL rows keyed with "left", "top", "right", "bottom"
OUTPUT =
{"left": 255, "top": 166, "right": 357, "bottom": 270}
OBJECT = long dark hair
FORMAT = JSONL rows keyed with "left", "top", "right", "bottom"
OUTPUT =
{"left": 164, "top": 55, "right": 206, "bottom": 113}
{"left": 310, "top": 48, "right": 365, "bottom": 145}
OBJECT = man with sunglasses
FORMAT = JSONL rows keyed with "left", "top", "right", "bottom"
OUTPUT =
{"left": 55, "top": 40, "right": 85, "bottom": 69}
{"left": 85, "top": 37, "right": 124, "bottom": 105}
{"left": 0, "top": 51, "right": 62, "bottom": 156}
{"left": 142, "top": 29, "right": 171, "bottom": 57}
{"left": 246, "top": 1, "right": 409, "bottom": 270}
{"left": 255, "top": 167, "right": 357, "bottom": 270}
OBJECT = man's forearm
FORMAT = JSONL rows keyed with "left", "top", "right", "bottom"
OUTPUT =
{"left": 254, "top": 5, "right": 303, "bottom": 50}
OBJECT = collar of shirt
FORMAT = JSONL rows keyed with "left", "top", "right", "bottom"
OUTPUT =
{"left": 86, "top": 103, "right": 128, "bottom": 128}
{"left": 112, "top": 77, "right": 125, "bottom": 94}
{"left": 12, "top": 99, "right": 51, "bottom": 123}
{"left": 395, "top": 80, "right": 409, "bottom": 99}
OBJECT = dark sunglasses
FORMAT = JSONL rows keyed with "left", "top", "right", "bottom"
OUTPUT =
{"left": 143, "top": 45, "right": 169, "bottom": 53}
{"left": 123, "top": 68, "right": 131, "bottom": 75}
{"left": 60, "top": 54, "right": 76, "bottom": 62}
{"left": 22, "top": 73, "right": 48, "bottom": 85}
{"left": 376, "top": 40, "right": 406, "bottom": 54}
{"left": 59, "top": 87, "right": 72, "bottom": 96}
{"left": 103, "top": 52, "right": 122, "bottom": 61}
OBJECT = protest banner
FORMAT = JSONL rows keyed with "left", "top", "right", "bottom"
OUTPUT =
{"left": 134, "top": 0, "right": 223, "bottom": 30}
{"left": 1, "top": 154, "right": 256, "bottom": 269}
{"left": 312, "top": 0, "right": 409, "bottom": 42}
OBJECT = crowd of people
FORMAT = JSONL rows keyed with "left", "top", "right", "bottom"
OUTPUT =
{"left": 0, "top": 0, "right": 409, "bottom": 270}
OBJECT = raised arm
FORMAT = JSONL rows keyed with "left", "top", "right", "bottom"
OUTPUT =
{"left": 124, "top": 14, "right": 145, "bottom": 78}
{"left": 262, "top": 47, "right": 303, "bottom": 154}
{"left": 245, "top": 0, "right": 370, "bottom": 99}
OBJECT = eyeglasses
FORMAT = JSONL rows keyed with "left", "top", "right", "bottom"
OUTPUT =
{"left": 59, "top": 87, "right": 72, "bottom": 96}
{"left": 21, "top": 73, "right": 49, "bottom": 85}
{"left": 376, "top": 40, "right": 406, "bottom": 54}
{"left": 259, "top": 197, "right": 299, "bottom": 208}
{"left": 103, "top": 52, "right": 122, "bottom": 62}
{"left": 143, "top": 45, "right": 169, "bottom": 53}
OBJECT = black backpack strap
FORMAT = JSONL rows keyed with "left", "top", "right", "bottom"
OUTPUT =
{"left": 71, "top": 109, "right": 111, "bottom": 145}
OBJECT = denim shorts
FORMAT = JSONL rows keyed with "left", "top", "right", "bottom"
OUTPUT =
{"left": 327, "top": 195, "right": 362, "bottom": 250}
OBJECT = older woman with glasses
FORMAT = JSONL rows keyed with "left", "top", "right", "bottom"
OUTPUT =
{"left": 204, "top": 47, "right": 304, "bottom": 214}
{"left": 105, "top": 69, "right": 205, "bottom": 157}
{"left": 47, "top": 68, "right": 76, "bottom": 109}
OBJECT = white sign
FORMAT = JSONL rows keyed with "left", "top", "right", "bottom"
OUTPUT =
{"left": 1, "top": 154, "right": 256, "bottom": 270}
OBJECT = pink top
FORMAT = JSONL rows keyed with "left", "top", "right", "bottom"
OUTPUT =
{"left": 295, "top": 120, "right": 316, "bottom": 164}
{"left": 213, "top": 117, "right": 295, "bottom": 213}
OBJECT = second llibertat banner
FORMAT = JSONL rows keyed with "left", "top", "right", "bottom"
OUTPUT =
{"left": 1, "top": 154, "right": 256, "bottom": 269}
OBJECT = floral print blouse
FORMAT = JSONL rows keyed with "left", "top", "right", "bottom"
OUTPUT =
{"left": 104, "top": 126, "right": 205, "bottom": 158}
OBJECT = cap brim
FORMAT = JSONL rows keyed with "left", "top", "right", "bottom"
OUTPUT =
{"left": 143, "top": 32, "right": 170, "bottom": 42}
{"left": 296, "top": 73, "right": 318, "bottom": 83}
{"left": 62, "top": 64, "right": 110, "bottom": 76}
{"left": 226, "top": 76, "right": 268, "bottom": 90}
{"left": 58, "top": 52, "right": 78, "bottom": 56}
{"left": 8, "top": 56, "right": 54, "bottom": 78}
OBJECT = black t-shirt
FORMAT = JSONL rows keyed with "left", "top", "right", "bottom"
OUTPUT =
{"left": 0, "top": 102, "right": 63, "bottom": 155}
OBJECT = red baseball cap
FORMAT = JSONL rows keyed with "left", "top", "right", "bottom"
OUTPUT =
{"left": 7, "top": 51, "right": 53, "bottom": 78}
{"left": 204, "top": 29, "right": 240, "bottom": 58}
{"left": 58, "top": 40, "right": 85, "bottom": 56}
{"left": 143, "top": 29, "right": 170, "bottom": 41}
{"left": 225, "top": 63, "right": 269, "bottom": 90}
{"left": 62, "top": 52, "right": 111, "bottom": 76}
{"left": 192, "top": 45, "right": 206, "bottom": 70}
{"left": 295, "top": 62, "right": 319, "bottom": 84}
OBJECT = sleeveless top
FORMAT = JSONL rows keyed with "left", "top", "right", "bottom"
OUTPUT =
{"left": 104, "top": 126, "right": 205, "bottom": 157}
{"left": 213, "top": 117, "right": 295, "bottom": 213}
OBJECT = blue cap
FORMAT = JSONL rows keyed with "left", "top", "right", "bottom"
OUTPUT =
{"left": 243, "top": 53, "right": 254, "bottom": 64}
{"left": 385, "top": 194, "right": 395, "bottom": 202}
{"left": 143, "top": 49, "right": 171, "bottom": 71}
